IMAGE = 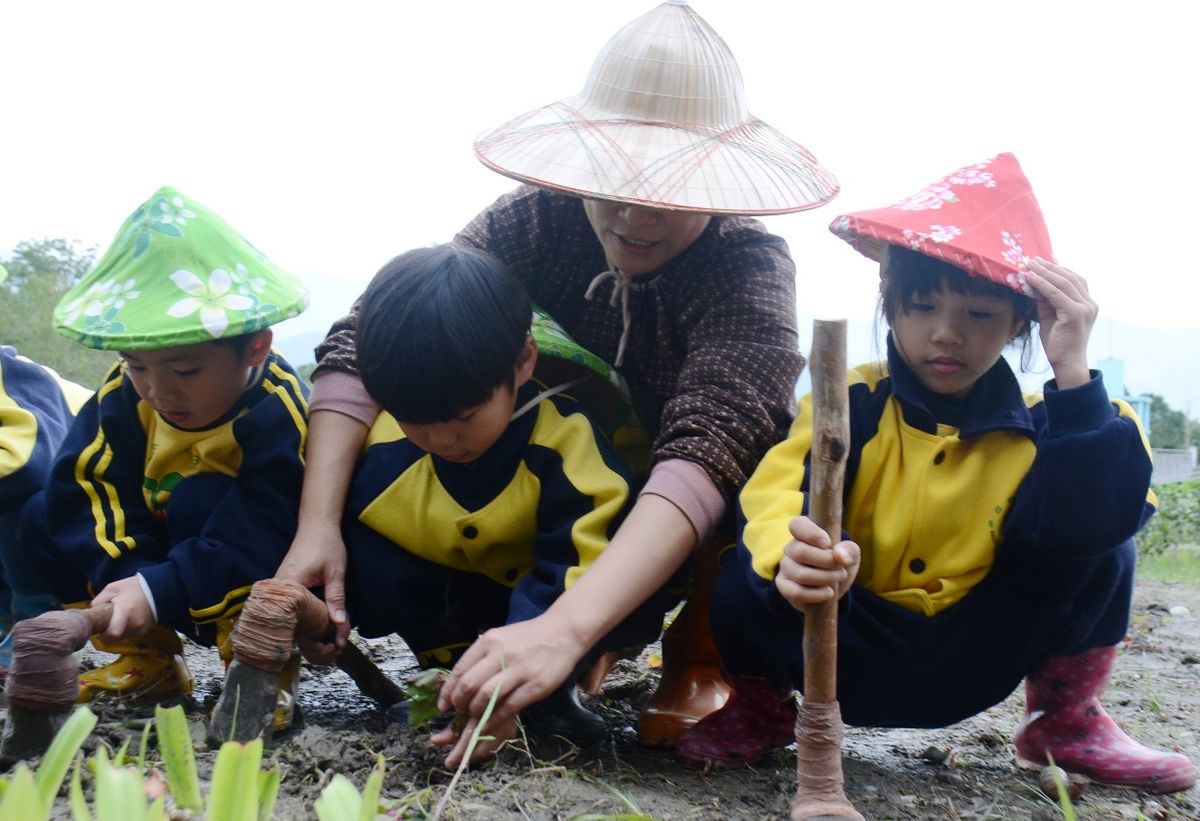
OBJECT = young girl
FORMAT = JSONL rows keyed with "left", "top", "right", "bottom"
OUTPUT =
{"left": 678, "top": 154, "right": 1196, "bottom": 793}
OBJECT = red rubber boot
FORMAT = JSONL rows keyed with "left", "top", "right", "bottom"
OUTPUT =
{"left": 1014, "top": 645, "right": 1196, "bottom": 793}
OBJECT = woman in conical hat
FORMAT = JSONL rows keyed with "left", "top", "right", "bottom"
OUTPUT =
{"left": 280, "top": 0, "right": 838, "bottom": 765}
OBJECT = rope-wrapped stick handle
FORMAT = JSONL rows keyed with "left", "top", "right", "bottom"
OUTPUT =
{"left": 209, "top": 578, "right": 403, "bottom": 744}
{"left": 791, "top": 320, "right": 863, "bottom": 821}
{"left": 0, "top": 604, "right": 115, "bottom": 763}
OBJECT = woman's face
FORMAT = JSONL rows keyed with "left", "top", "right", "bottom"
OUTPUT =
{"left": 583, "top": 200, "right": 711, "bottom": 276}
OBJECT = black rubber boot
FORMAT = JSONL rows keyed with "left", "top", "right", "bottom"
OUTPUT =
{"left": 521, "top": 679, "right": 607, "bottom": 747}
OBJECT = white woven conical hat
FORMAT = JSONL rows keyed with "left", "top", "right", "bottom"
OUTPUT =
{"left": 474, "top": 0, "right": 838, "bottom": 215}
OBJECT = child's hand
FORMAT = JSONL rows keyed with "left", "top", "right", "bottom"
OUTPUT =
{"left": 1026, "top": 258, "right": 1097, "bottom": 390}
{"left": 90, "top": 577, "right": 156, "bottom": 640}
{"left": 775, "top": 515, "right": 860, "bottom": 614}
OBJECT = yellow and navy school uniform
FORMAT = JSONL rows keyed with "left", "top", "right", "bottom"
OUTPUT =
{"left": 23, "top": 352, "right": 308, "bottom": 642}
{"left": 713, "top": 335, "right": 1154, "bottom": 728}
{"left": 1, "top": 346, "right": 91, "bottom": 603}
{"left": 0, "top": 346, "right": 89, "bottom": 511}
{"left": 344, "top": 381, "right": 675, "bottom": 666}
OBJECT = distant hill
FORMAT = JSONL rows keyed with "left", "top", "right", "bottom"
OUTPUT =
{"left": 274, "top": 329, "right": 324, "bottom": 367}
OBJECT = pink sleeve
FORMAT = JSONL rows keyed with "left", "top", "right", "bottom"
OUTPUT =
{"left": 308, "top": 370, "right": 381, "bottom": 426}
{"left": 638, "top": 458, "right": 727, "bottom": 541}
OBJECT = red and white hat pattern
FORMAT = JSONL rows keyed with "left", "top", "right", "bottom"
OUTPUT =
{"left": 829, "top": 153, "right": 1054, "bottom": 296}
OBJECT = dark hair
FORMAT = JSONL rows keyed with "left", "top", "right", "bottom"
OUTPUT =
{"left": 210, "top": 331, "right": 261, "bottom": 357}
{"left": 878, "top": 245, "right": 1038, "bottom": 370}
{"left": 356, "top": 244, "right": 531, "bottom": 423}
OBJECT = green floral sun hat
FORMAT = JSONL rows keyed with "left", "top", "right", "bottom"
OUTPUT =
{"left": 530, "top": 305, "right": 631, "bottom": 437}
{"left": 54, "top": 186, "right": 309, "bottom": 350}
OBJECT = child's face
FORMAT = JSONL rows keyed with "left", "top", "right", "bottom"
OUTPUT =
{"left": 583, "top": 199, "right": 711, "bottom": 276}
{"left": 395, "top": 337, "right": 538, "bottom": 464}
{"left": 120, "top": 332, "right": 271, "bottom": 430}
{"left": 397, "top": 382, "right": 520, "bottom": 463}
{"left": 891, "top": 287, "right": 1025, "bottom": 400}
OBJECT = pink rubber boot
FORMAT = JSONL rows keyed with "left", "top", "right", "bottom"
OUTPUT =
{"left": 677, "top": 675, "right": 797, "bottom": 768}
{"left": 1014, "top": 645, "right": 1196, "bottom": 793}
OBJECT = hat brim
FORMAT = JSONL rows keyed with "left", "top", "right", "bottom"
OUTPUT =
{"left": 475, "top": 101, "right": 839, "bottom": 215}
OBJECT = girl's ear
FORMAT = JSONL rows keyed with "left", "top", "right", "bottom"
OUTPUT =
{"left": 514, "top": 335, "right": 538, "bottom": 386}
{"left": 244, "top": 329, "right": 273, "bottom": 367}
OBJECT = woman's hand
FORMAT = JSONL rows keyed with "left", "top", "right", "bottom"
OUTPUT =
{"left": 430, "top": 706, "right": 520, "bottom": 769}
{"left": 434, "top": 613, "right": 582, "bottom": 768}
{"left": 276, "top": 521, "right": 349, "bottom": 664}
{"left": 1025, "top": 258, "right": 1097, "bottom": 390}
{"left": 275, "top": 407, "right": 371, "bottom": 663}
{"left": 774, "top": 515, "right": 860, "bottom": 615}
{"left": 91, "top": 577, "right": 157, "bottom": 640}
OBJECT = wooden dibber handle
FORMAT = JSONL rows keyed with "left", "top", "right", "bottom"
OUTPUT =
{"left": 4, "top": 603, "right": 116, "bottom": 711}
{"left": 791, "top": 319, "right": 863, "bottom": 821}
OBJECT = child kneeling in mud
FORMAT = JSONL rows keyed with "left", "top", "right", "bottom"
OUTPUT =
{"left": 342, "top": 244, "right": 676, "bottom": 762}
{"left": 17, "top": 188, "right": 310, "bottom": 732}
{"left": 679, "top": 154, "right": 1196, "bottom": 793}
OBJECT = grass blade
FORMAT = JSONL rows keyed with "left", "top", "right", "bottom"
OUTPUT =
{"left": 69, "top": 756, "right": 92, "bottom": 821}
{"left": 34, "top": 706, "right": 97, "bottom": 811}
{"left": 357, "top": 753, "right": 386, "bottom": 821}
{"left": 153, "top": 704, "right": 202, "bottom": 812}
{"left": 257, "top": 766, "right": 281, "bottom": 821}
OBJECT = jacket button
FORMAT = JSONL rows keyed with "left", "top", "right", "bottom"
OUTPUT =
{"left": 933, "top": 452, "right": 946, "bottom": 465}
{"left": 909, "top": 558, "right": 926, "bottom": 574}
{"left": 463, "top": 525, "right": 478, "bottom": 539}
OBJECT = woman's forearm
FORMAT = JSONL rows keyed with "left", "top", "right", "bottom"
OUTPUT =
{"left": 546, "top": 492, "right": 698, "bottom": 651}
{"left": 296, "top": 408, "right": 370, "bottom": 527}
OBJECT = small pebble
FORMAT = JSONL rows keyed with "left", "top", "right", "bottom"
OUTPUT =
{"left": 1168, "top": 605, "right": 1190, "bottom": 616}
{"left": 920, "top": 744, "right": 950, "bottom": 763}
{"left": 1142, "top": 800, "right": 1168, "bottom": 820}
{"left": 1038, "top": 765, "right": 1088, "bottom": 799}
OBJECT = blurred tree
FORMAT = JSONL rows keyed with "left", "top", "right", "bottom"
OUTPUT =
{"left": 1148, "top": 393, "right": 1197, "bottom": 450}
{"left": 2, "top": 238, "right": 97, "bottom": 290}
{"left": 0, "top": 239, "right": 117, "bottom": 387}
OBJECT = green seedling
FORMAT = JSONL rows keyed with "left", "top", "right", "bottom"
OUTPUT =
{"left": 313, "top": 752, "right": 386, "bottom": 821}
{"left": 403, "top": 668, "right": 451, "bottom": 727}
{"left": 0, "top": 705, "right": 97, "bottom": 820}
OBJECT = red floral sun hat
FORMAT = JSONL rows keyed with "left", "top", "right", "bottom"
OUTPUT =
{"left": 829, "top": 153, "right": 1054, "bottom": 296}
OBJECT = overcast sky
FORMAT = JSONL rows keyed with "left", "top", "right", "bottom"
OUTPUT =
{"left": 3, "top": 1, "right": 1197, "bottom": 410}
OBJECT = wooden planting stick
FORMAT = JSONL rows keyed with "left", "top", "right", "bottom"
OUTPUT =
{"left": 208, "top": 578, "right": 404, "bottom": 744}
{"left": 0, "top": 604, "right": 114, "bottom": 763}
{"left": 791, "top": 320, "right": 863, "bottom": 821}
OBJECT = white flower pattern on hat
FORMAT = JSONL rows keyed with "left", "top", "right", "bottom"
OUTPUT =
{"left": 894, "top": 162, "right": 999, "bottom": 212}
{"left": 122, "top": 195, "right": 197, "bottom": 257}
{"left": 900, "top": 225, "right": 963, "bottom": 249}
{"left": 1000, "top": 231, "right": 1036, "bottom": 296}
{"left": 158, "top": 195, "right": 196, "bottom": 226}
{"left": 59, "top": 278, "right": 141, "bottom": 326}
{"left": 167, "top": 268, "right": 255, "bottom": 338}
{"left": 228, "top": 263, "right": 268, "bottom": 297}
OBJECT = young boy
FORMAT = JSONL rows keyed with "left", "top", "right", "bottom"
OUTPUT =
{"left": 0, "top": 263, "right": 93, "bottom": 668}
{"left": 20, "top": 187, "right": 311, "bottom": 731}
{"left": 344, "top": 244, "right": 676, "bottom": 754}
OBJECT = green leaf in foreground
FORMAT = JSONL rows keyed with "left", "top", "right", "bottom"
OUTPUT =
{"left": 153, "top": 704, "right": 202, "bottom": 812}
{"left": 35, "top": 706, "right": 97, "bottom": 812}
{"left": 0, "top": 764, "right": 44, "bottom": 820}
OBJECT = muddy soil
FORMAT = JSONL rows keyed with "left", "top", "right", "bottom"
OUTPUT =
{"left": 20, "top": 577, "right": 1200, "bottom": 820}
